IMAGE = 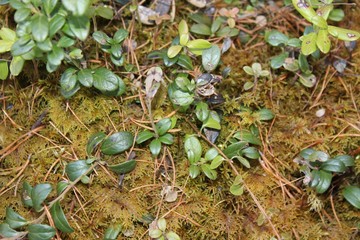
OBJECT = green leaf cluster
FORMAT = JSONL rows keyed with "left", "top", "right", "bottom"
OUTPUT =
{"left": 148, "top": 218, "right": 181, "bottom": 240}
{"left": 184, "top": 135, "right": 224, "bottom": 180}
{"left": 93, "top": 29, "right": 128, "bottom": 66}
{"left": 295, "top": 149, "right": 357, "bottom": 208}
{"left": 60, "top": 67, "right": 126, "bottom": 98}
{"left": 136, "top": 118, "right": 175, "bottom": 157}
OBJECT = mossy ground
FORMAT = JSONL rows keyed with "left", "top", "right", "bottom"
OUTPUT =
{"left": 0, "top": 1, "right": 359, "bottom": 239}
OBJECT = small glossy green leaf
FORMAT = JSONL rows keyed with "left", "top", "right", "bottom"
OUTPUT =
{"left": 236, "top": 156, "right": 251, "bottom": 168}
{"left": 230, "top": 184, "right": 244, "bottom": 196}
{"left": 101, "top": 131, "right": 134, "bottom": 155}
{"left": 65, "top": 160, "right": 92, "bottom": 182}
{"left": 108, "top": 159, "right": 136, "bottom": 174}
{"left": 215, "top": 26, "right": 239, "bottom": 37}
{"left": 50, "top": 201, "right": 74, "bottom": 233}
{"left": 210, "top": 155, "right": 224, "bottom": 169}
{"left": 243, "top": 66, "right": 253, "bottom": 75}
{"left": 60, "top": 68, "right": 77, "bottom": 92}
{"left": 195, "top": 102, "right": 209, "bottom": 122}
{"left": 202, "top": 45, "right": 220, "bottom": 72}
{"left": 189, "top": 165, "right": 200, "bottom": 179}
{"left": 104, "top": 224, "right": 122, "bottom": 240}
{"left": 31, "top": 183, "right": 52, "bottom": 212}
{"left": 328, "top": 9, "right": 344, "bottom": 22}
{"left": 86, "top": 132, "right": 106, "bottom": 156}
{"left": 320, "top": 159, "right": 346, "bottom": 173}
{"left": 95, "top": 6, "right": 114, "bottom": 19}
{"left": 300, "top": 32, "right": 317, "bottom": 56}
{"left": 298, "top": 73, "right": 316, "bottom": 88}
{"left": 77, "top": 68, "right": 93, "bottom": 88}
{"left": 36, "top": 38, "right": 52, "bottom": 52}
{"left": 0, "top": 61, "right": 8, "bottom": 80}
{"left": 204, "top": 148, "right": 218, "bottom": 161}
{"left": 211, "top": 17, "right": 222, "bottom": 34}
{"left": 265, "top": 30, "right": 289, "bottom": 46}
{"left": 157, "top": 218, "right": 166, "bottom": 232}
{"left": 201, "top": 164, "right": 217, "bottom": 180}
{"left": 43, "top": 0, "right": 58, "bottom": 16}
{"left": 242, "top": 147, "right": 260, "bottom": 159}
{"left": 93, "top": 31, "right": 110, "bottom": 44}
{"left": 110, "top": 44, "right": 122, "bottom": 58}
{"left": 28, "top": 224, "right": 56, "bottom": 240}
{"left": 136, "top": 130, "right": 154, "bottom": 144}
{"left": 47, "top": 45, "right": 64, "bottom": 66}
{"left": 21, "top": 181, "right": 33, "bottom": 207}
{"left": 311, "top": 170, "right": 332, "bottom": 194}
{"left": 49, "top": 14, "right": 65, "bottom": 37}
{"left": 167, "top": 45, "right": 182, "bottom": 58}
{"left": 298, "top": 53, "right": 310, "bottom": 73}
{"left": 334, "top": 155, "right": 354, "bottom": 167}
{"left": 56, "top": 181, "right": 69, "bottom": 195}
{"left": 62, "top": 0, "right": 90, "bottom": 15}
{"left": 93, "top": 67, "right": 118, "bottom": 92}
{"left": 31, "top": 14, "right": 49, "bottom": 42}
{"left": 5, "top": 208, "right": 27, "bottom": 229}
{"left": 113, "top": 29, "right": 128, "bottom": 43}
{"left": 179, "top": 33, "right": 189, "bottom": 46}
{"left": 270, "top": 52, "right": 288, "bottom": 69}
{"left": 190, "top": 23, "right": 211, "bottom": 35}
{"left": 149, "top": 229, "right": 162, "bottom": 238}
{"left": 316, "top": 29, "right": 330, "bottom": 54}
{"left": 57, "top": 35, "right": 75, "bottom": 48}
{"left": 11, "top": 36, "right": 35, "bottom": 56}
{"left": 166, "top": 231, "right": 181, "bottom": 240}
{"left": 177, "top": 54, "right": 193, "bottom": 70}
{"left": 178, "top": 19, "right": 188, "bottom": 35}
{"left": 60, "top": 82, "right": 80, "bottom": 98}
{"left": 0, "top": 223, "right": 19, "bottom": 238}
{"left": 155, "top": 118, "right": 172, "bottom": 136}
{"left": 159, "top": 133, "right": 174, "bottom": 145}
{"left": 256, "top": 108, "right": 274, "bottom": 121}
{"left": 287, "top": 38, "right": 301, "bottom": 47}
{"left": 184, "top": 136, "right": 202, "bottom": 164}
{"left": 328, "top": 25, "right": 360, "bottom": 41}
{"left": 14, "top": 8, "right": 31, "bottom": 23}
{"left": 186, "top": 39, "right": 211, "bottom": 50}
{"left": 202, "top": 111, "right": 221, "bottom": 130}
{"left": 343, "top": 186, "right": 360, "bottom": 209}
{"left": 149, "top": 139, "right": 161, "bottom": 156}
{"left": 223, "top": 142, "right": 247, "bottom": 159}
{"left": 189, "top": 13, "right": 211, "bottom": 25}
{"left": 171, "top": 90, "right": 194, "bottom": 106}
{"left": 233, "top": 130, "right": 261, "bottom": 145}
{"left": 68, "top": 16, "right": 90, "bottom": 41}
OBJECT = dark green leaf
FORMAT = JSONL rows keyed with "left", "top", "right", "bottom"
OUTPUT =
{"left": 50, "top": 201, "right": 74, "bottom": 233}
{"left": 5, "top": 208, "right": 27, "bottom": 229}
{"left": 242, "top": 147, "right": 260, "bottom": 159}
{"left": 177, "top": 54, "right": 193, "bottom": 70}
{"left": 31, "top": 14, "right": 49, "bottom": 42}
{"left": 92, "top": 67, "right": 118, "bottom": 92}
{"left": 0, "top": 223, "right": 19, "bottom": 238}
{"left": 68, "top": 16, "right": 90, "bottom": 41}
{"left": 49, "top": 14, "right": 65, "bottom": 37}
{"left": 189, "top": 13, "right": 211, "bottom": 26}
{"left": 189, "top": 165, "right": 200, "bottom": 179}
{"left": 155, "top": 118, "right": 172, "bottom": 136}
{"left": 265, "top": 30, "right": 289, "bottom": 46}
{"left": 9, "top": 0, "right": 25, "bottom": 9}
{"left": 86, "top": 132, "right": 106, "bottom": 156}
{"left": 298, "top": 53, "right": 310, "bottom": 74}
{"left": 0, "top": 60, "right": 8, "bottom": 80}
{"left": 60, "top": 82, "right": 80, "bottom": 98}
{"left": 9, "top": 56, "right": 25, "bottom": 76}
{"left": 101, "top": 131, "right": 134, "bottom": 155}
{"left": 149, "top": 138, "right": 161, "bottom": 156}
{"left": 270, "top": 52, "right": 288, "bottom": 69}
{"left": 211, "top": 17, "right": 223, "bottom": 34}
{"left": 287, "top": 38, "right": 301, "bottom": 47}
{"left": 28, "top": 224, "right": 56, "bottom": 240}
{"left": 110, "top": 44, "right": 122, "bottom": 58}
{"left": 95, "top": 6, "right": 114, "bottom": 19}
{"left": 62, "top": 0, "right": 90, "bottom": 15}
{"left": 190, "top": 23, "right": 211, "bottom": 36}
{"left": 11, "top": 36, "right": 35, "bottom": 56}
{"left": 92, "top": 31, "right": 111, "bottom": 45}
{"left": 201, "top": 111, "right": 221, "bottom": 130}
{"left": 21, "top": 181, "right": 33, "bottom": 207}
{"left": 195, "top": 102, "right": 209, "bottom": 122}
{"left": 223, "top": 142, "right": 247, "bottom": 159}
{"left": 56, "top": 181, "right": 69, "bottom": 195}
{"left": 158, "top": 133, "right": 174, "bottom": 145}
{"left": 201, "top": 164, "right": 217, "bottom": 180}
{"left": 320, "top": 159, "right": 346, "bottom": 173}
{"left": 65, "top": 160, "right": 92, "bottom": 182}
{"left": 233, "top": 130, "right": 261, "bottom": 145}
{"left": 343, "top": 186, "right": 360, "bottom": 209}
{"left": 57, "top": 35, "right": 75, "bottom": 48}
{"left": 328, "top": 9, "right": 344, "bottom": 22}
{"left": 202, "top": 45, "right": 221, "bottom": 72}
{"left": 60, "top": 68, "right": 77, "bottom": 92}
{"left": 77, "top": 68, "right": 93, "bottom": 88}
{"left": 37, "top": 38, "right": 53, "bottom": 52}
{"left": 31, "top": 183, "right": 52, "bottom": 212}
{"left": 108, "top": 159, "right": 136, "bottom": 174}
{"left": 47, "top": 45, "right": 64, "bottom": 66}
{"left": 334, "top": 155, "right": 354, "bottom": 167}
{"left": 14, "top": 8, "right": 31, "bottom": 23}
{"left": 113, "top": 29, "right": 128, "bottom": 43}
{"left": 310, "top": 170, "right": 332, "bottom": 194}
{"left": 236, "top": 156, "right": 251, "bottom": 168}
{"left": 184, "top": 136, "right": 202, "bottom": 164}
{"left": 171, "top": 90, "right": 194, "bottom": 106}
{"left": 256, "top": 108, "right": 274, "bottom": 121}
{"left": 104, "top": 224, "right": 122, "bottom": 240}
{"left": 215, "top": 26, "right": 239, "bottom": 37}
{"left": 136, "top": 130, "right": 154, "bottom": 144}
